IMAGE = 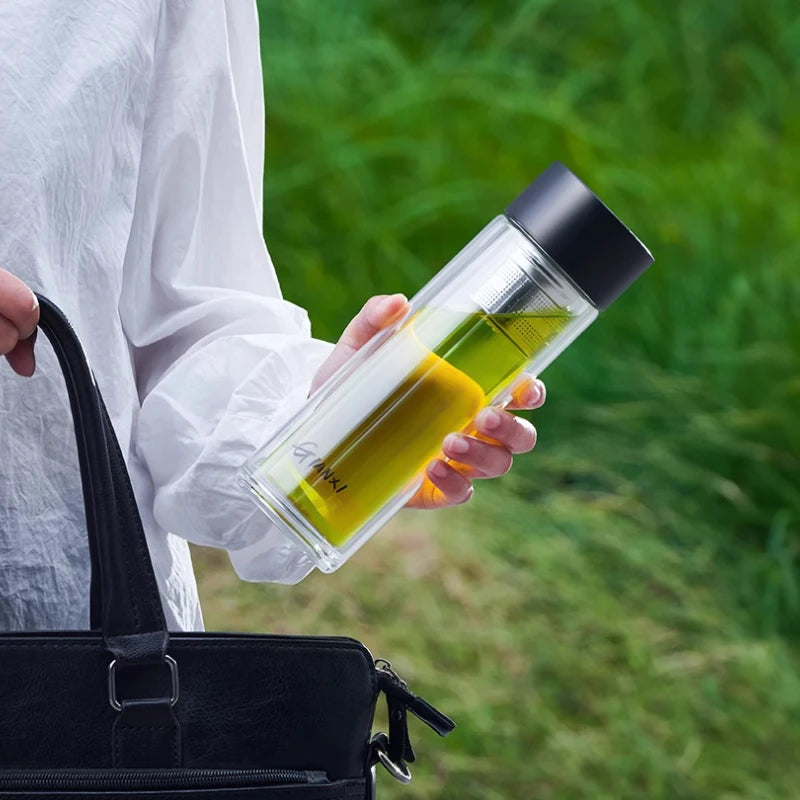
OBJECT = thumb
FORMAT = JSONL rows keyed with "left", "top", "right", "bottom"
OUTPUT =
{"left": 5, "top": 328, "right": 37, "bottom": 377}
{"left": 310, "top": 293, "right": 409, "bottom": 394}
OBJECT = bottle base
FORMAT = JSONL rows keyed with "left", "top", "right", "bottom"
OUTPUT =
{"left": 237, "top": 465, "right": 345, "bottom": 574}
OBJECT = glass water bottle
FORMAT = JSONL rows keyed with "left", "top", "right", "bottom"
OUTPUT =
{"left": 238, "top": 162, "right": 654, "bottom": 575}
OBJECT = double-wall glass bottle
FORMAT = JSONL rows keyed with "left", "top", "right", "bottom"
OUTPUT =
{"left": 238, "top": 162, "right": 654, "bottom": 577}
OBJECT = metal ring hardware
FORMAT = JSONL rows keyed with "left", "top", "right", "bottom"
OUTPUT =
{"left": 107, "top": 654, "right": 179, "bottom": 712}
{"left": 371, "top": 733, "right": 412, "bottom": 784}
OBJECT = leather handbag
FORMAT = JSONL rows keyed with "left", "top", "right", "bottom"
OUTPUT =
{"left": 0, "top": 296, "right": 454, "bottom": 798}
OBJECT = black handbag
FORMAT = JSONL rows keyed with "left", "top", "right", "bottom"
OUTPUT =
{"left": 0, "top": 296, "right": 454, "bottom": 798}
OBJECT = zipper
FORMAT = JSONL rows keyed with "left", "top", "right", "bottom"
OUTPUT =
{"left": 374, "top": 659, "right": 406, "bottom": 688}
{"left": 0, "top": 768, "right": 328, "bottom": 791}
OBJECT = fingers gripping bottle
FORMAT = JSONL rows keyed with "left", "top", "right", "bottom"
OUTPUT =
{"left": 238, "top": 162, "right": 654, "bottom": 577}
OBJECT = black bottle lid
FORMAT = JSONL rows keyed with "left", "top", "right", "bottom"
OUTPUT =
{"left": 505, "top": 162, "right": 654, "bottom": 310}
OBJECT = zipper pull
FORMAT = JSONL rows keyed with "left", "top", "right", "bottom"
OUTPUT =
{"left": 374, "top": 658, "right": 406, "bottom": 687}
{"left": 375, "top": 659, "right": 456, "bottom": 737}
{"left": 406, "top": 694, "right": 456, "bottom": 737}
{"left": 371, "top": 659, "right": 456, "bottom": 784}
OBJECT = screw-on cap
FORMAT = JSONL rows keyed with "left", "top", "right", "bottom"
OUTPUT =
{"left": 505, "top": 162, "right": 654, "bottom": 310}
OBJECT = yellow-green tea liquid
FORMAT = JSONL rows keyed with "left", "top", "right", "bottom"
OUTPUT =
{"left": 257, "top": 307, "right": 571, "bottom": 547}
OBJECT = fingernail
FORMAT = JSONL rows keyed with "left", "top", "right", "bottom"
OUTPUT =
{"left": 430, "top": 460, "right": 449, "bottom": 478}
{"left": 379, "top": 293, "right": 407, "bottom": 317}
{"left": 30, "top": 292, "right": 39, "bottom": 310}
{"left": 444, "top": 434, "right": 469, "bottom": 455}
{"left": 526, "top": 381, "right": 543, "bottom": 406}
{"left": 478, "top": 408, "right": 502, "bottom": 430}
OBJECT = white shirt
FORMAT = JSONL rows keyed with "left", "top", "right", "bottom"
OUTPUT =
{"left": 0, "top": 0, "right": 332, "bottom": 631}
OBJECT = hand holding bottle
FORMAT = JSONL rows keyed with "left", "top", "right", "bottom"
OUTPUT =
{"left": 0, "top": 268, "right": 39, "bottom": 377}
{"left": 242, "top": 163, "right": 653, "bottom": 575}
{"left": 310, "top": 292, "right": 545, "bottom": 511}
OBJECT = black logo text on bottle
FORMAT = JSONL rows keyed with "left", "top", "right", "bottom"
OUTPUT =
{"left": 292, "top": 442, "right": 348, "bottom": 493}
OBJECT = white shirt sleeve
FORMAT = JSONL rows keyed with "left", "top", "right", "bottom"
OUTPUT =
{"left": 120, "top": 0, "right": 333, "bottom": 583}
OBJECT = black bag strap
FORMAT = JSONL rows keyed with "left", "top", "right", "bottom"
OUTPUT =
{"left": 36, "top": 295, "right": 169, "bottom": 662}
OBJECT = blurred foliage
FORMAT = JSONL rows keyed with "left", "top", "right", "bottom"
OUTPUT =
{"left": 192, "top": 0, "right": 800, "bottom": 797}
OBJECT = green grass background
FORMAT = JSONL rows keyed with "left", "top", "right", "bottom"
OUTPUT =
{"left": 190, "top": 1, "right": 800, "bottom": 797}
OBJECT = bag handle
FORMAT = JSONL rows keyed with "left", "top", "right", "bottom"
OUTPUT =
{"left": 36, "top": 295, "right": 168, "bottom": 662}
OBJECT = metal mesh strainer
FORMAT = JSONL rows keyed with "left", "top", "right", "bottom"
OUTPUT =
{"left": 471, "top": 257, "right": 570, "bottom": 353}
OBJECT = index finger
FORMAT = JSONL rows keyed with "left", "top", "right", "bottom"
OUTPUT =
{"left": 0, "top": 270, "right": 39, "bottom": 337}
